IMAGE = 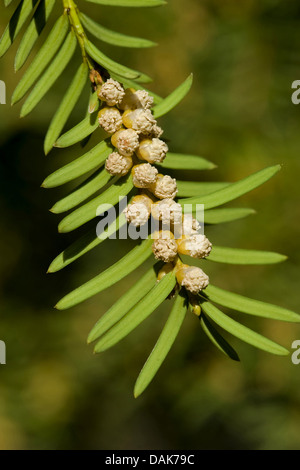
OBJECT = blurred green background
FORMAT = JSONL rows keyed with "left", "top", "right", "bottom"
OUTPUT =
{"left": 0, "top": 0, "right": 300, "bottom": 450}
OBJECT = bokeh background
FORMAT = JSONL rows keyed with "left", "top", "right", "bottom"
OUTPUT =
{"left": 0, "top": 0, "right": 300, "bottom": 450}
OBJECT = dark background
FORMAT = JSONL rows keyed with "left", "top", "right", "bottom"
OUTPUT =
{"left": 0, "top": 0, "right": 300, "bottom": 449}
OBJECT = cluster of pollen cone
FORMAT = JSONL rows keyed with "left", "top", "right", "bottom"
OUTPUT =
{"left": 95, "top": 77, "right": 213, "bottom": 297}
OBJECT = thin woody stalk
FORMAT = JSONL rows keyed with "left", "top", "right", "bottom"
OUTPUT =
{"left": 62, "top": 0, "right": 93, "bottom": 69}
